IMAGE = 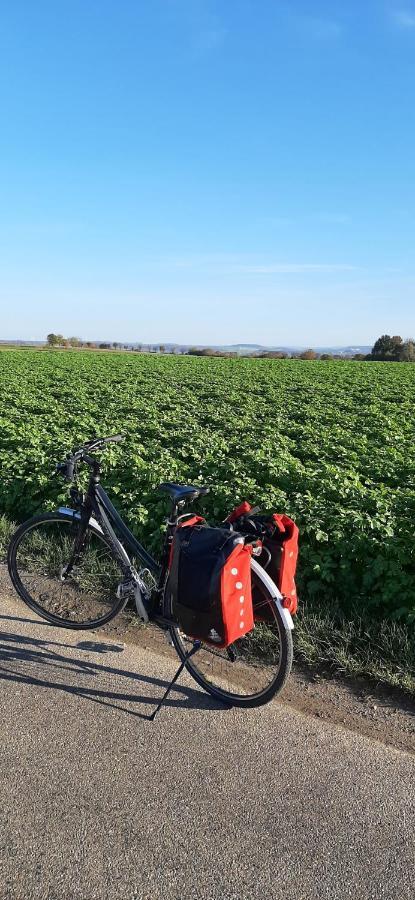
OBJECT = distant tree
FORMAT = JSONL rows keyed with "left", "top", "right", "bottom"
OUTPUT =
{"left": 353, "top": 353, "right": 367, "bottom": 361}
{"left": 371, "top": 335, "right": 393, "bottom": 357}
{"left": 99, "top": 342, "right": 111, "bottom": 349}
{"left": 68, "top": 336, "right": 82, "bottom": 347}
{"left": 86, "top": 342, "right": 93, "bottom": 348}
{"left": 46, "top": 333, "right": 59, "bottom": 346}
{"left": 399, "top": 339, "right": 415, "bottom": 362}
{"left": 299, "top": 349, "right": 318, "bottom": 360}
{"left": 320, "top": 353, "right": 334, "bottom": 360}
{"left": 159, "top": 344, "right": 165, "bottom": 353}
{"left": 371, "top": 334, "right": 403, "bottom": 360}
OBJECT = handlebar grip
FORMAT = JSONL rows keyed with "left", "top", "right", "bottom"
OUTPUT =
{"left": 84, "top": 434, "right": 125, "bottom": 451}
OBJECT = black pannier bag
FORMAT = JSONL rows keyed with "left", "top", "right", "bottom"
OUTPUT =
{"left": 168, "top": 524, "right": 254, "bottom": 647}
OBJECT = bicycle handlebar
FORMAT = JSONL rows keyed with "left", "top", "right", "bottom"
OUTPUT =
{"left": 83, "top": 434, "right": 125, "bottom": 452}
{"left": 56, "top": 434, "right": 125, "bottom": 481}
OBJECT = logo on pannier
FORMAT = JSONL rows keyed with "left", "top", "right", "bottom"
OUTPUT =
{"left": 208, "top": 628, "right": 222, "bottom": 643}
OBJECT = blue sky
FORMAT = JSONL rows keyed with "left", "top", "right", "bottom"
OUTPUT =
{"left": 0, "top": 0, "right": 414, "bottom": 346}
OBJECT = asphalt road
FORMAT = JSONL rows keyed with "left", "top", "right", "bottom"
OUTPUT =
{"left": 0, "top": 590, "right": 414, "bottom": 900}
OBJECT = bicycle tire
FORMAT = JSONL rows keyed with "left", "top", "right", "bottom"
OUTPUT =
{"left": 7, "top": 512, "right": 128, "bottom": 629}
{"left": 167, "top": 559, "right": 293, "bottom": 708}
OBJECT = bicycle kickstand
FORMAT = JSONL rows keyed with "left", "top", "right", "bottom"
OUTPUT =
{"left": 150, "top": 643, "right": 201, "bottom": 721}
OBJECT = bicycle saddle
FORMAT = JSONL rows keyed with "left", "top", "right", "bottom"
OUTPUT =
{"left": 158, "top": 482, "right": 210, "bottom": 502}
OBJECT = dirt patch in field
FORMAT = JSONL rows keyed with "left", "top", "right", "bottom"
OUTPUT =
{"left": 1, "top": 563, "right": 414, "bottom": 755}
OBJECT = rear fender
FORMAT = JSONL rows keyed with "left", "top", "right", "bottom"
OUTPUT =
{"left": 250, "top": 558, "right": 294, "bottom": 631}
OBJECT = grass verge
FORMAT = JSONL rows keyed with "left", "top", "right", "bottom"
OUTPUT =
{"left": 294, "top": 601, "right": 415, "bottom": 695}
{"left": 0, "top": 515, "right": 14, "bottom": 559}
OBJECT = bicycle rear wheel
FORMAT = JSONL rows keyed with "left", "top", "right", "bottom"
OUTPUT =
{"left": 167, "top": 559, "right": 293, "bottom": 708}
{"left": 8, "top": 512, "right": 127, "bottom": 629}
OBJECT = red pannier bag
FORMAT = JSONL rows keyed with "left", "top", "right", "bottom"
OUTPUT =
{"left": 226, "top": 504, "right": 299, "bottom": 616}
{"left": 168, "top": 522, "right": 254, "bottom": 647}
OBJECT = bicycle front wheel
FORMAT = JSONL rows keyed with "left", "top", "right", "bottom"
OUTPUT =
{"left": 8, "top": 513, "right": 127, "bottom": 629}
{"left": 168, "top": 559, "right": 294, "bottom": 708}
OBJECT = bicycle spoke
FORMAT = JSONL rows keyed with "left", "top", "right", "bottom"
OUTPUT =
{"left": 170, "top": 564, "right": 290, "bottom": 702}
{"left": 13, "top": 516, "right": 126, "bottom": 627}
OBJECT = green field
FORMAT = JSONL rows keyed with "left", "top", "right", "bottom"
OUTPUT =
{"left": 1, "top": 350, "right": 414, "bottom": 687}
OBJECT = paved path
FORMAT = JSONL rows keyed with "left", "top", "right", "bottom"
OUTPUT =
{"left": 0, "top": 591, "right": 414, "bottom": 900}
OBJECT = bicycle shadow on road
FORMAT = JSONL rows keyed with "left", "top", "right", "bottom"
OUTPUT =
{"left": 0, "top": 620, "right": 229, "bottom": 721}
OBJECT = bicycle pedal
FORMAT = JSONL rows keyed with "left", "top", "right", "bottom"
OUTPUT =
{"left": 116, "top": 579, "right": 136, "bottom": 599}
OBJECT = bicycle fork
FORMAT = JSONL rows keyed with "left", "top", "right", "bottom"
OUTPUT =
{"left": 60, "top": 509, "right": 91, "bottom": 581}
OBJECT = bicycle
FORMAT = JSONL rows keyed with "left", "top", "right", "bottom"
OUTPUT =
{"left": 7, "top": 435, "right": 294, "bottom": 709}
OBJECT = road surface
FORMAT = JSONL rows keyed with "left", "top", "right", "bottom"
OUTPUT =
{"left": 0, "top": 589, "right": 414, "bottom": 900}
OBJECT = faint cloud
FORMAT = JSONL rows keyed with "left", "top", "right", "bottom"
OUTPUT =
{"left": 1, "top": 219, "right": 87, "bottom": 237}
{"left": 170, "top": 256, "right": 357, "bottom": 275}
{"left": 167, "top": 0, "right": 227, "bottom": 56}
{"left": 263, "top": 213, "right": 351, "bottom": 227}
{"left": 314, "top": 213, "right": 352, "bottom": 225}
{"left": 393, "top": 9, "right": 415, "bottom": 28}
{"left": 302, "top": 17, "right": 342, "bottom": 40}
{"left": 192, "top": 25, "right": 227, "bottom": 53}
{"left": 284, "top": 11, "right": 343, "bottom": 41}
{"left": 234, "top": 263, "right": 357, "bottom": 275}
{"left": 263, "top": 216, "right": 295, "bottom": 227}
{"left": 172, "top": 253, "right": 240, "bottom": 268}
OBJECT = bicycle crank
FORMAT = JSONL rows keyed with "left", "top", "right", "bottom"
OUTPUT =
{"left": 116, "top": 570, "right": 149, "bottom": 623}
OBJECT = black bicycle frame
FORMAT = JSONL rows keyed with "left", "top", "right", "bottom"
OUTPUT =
{"left": 94, "top": 484, "right": 161, "bottom": 577}
{"left": 75, "top": 473, "right": 181, "bottom": 628}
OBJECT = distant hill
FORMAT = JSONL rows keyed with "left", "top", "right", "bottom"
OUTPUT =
{"left": 1, "top": 339, "right": 372, "bottom": 357}
{"left": 157, "top": 343, "right": 372, "bottom": 357}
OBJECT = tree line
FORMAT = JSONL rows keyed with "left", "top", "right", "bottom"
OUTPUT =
{"left": 46, "top": 335, "right": 175, "bottom": 352}
{"left": 45, "top": 333, "right": 415, "bottom": 361}
{"left": 187, "top": 335, "right": 415, "bottom": 361}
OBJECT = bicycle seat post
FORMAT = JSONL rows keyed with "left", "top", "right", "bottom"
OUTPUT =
{"left": 169, "top": 498, "right": 185, "bottom": 526}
